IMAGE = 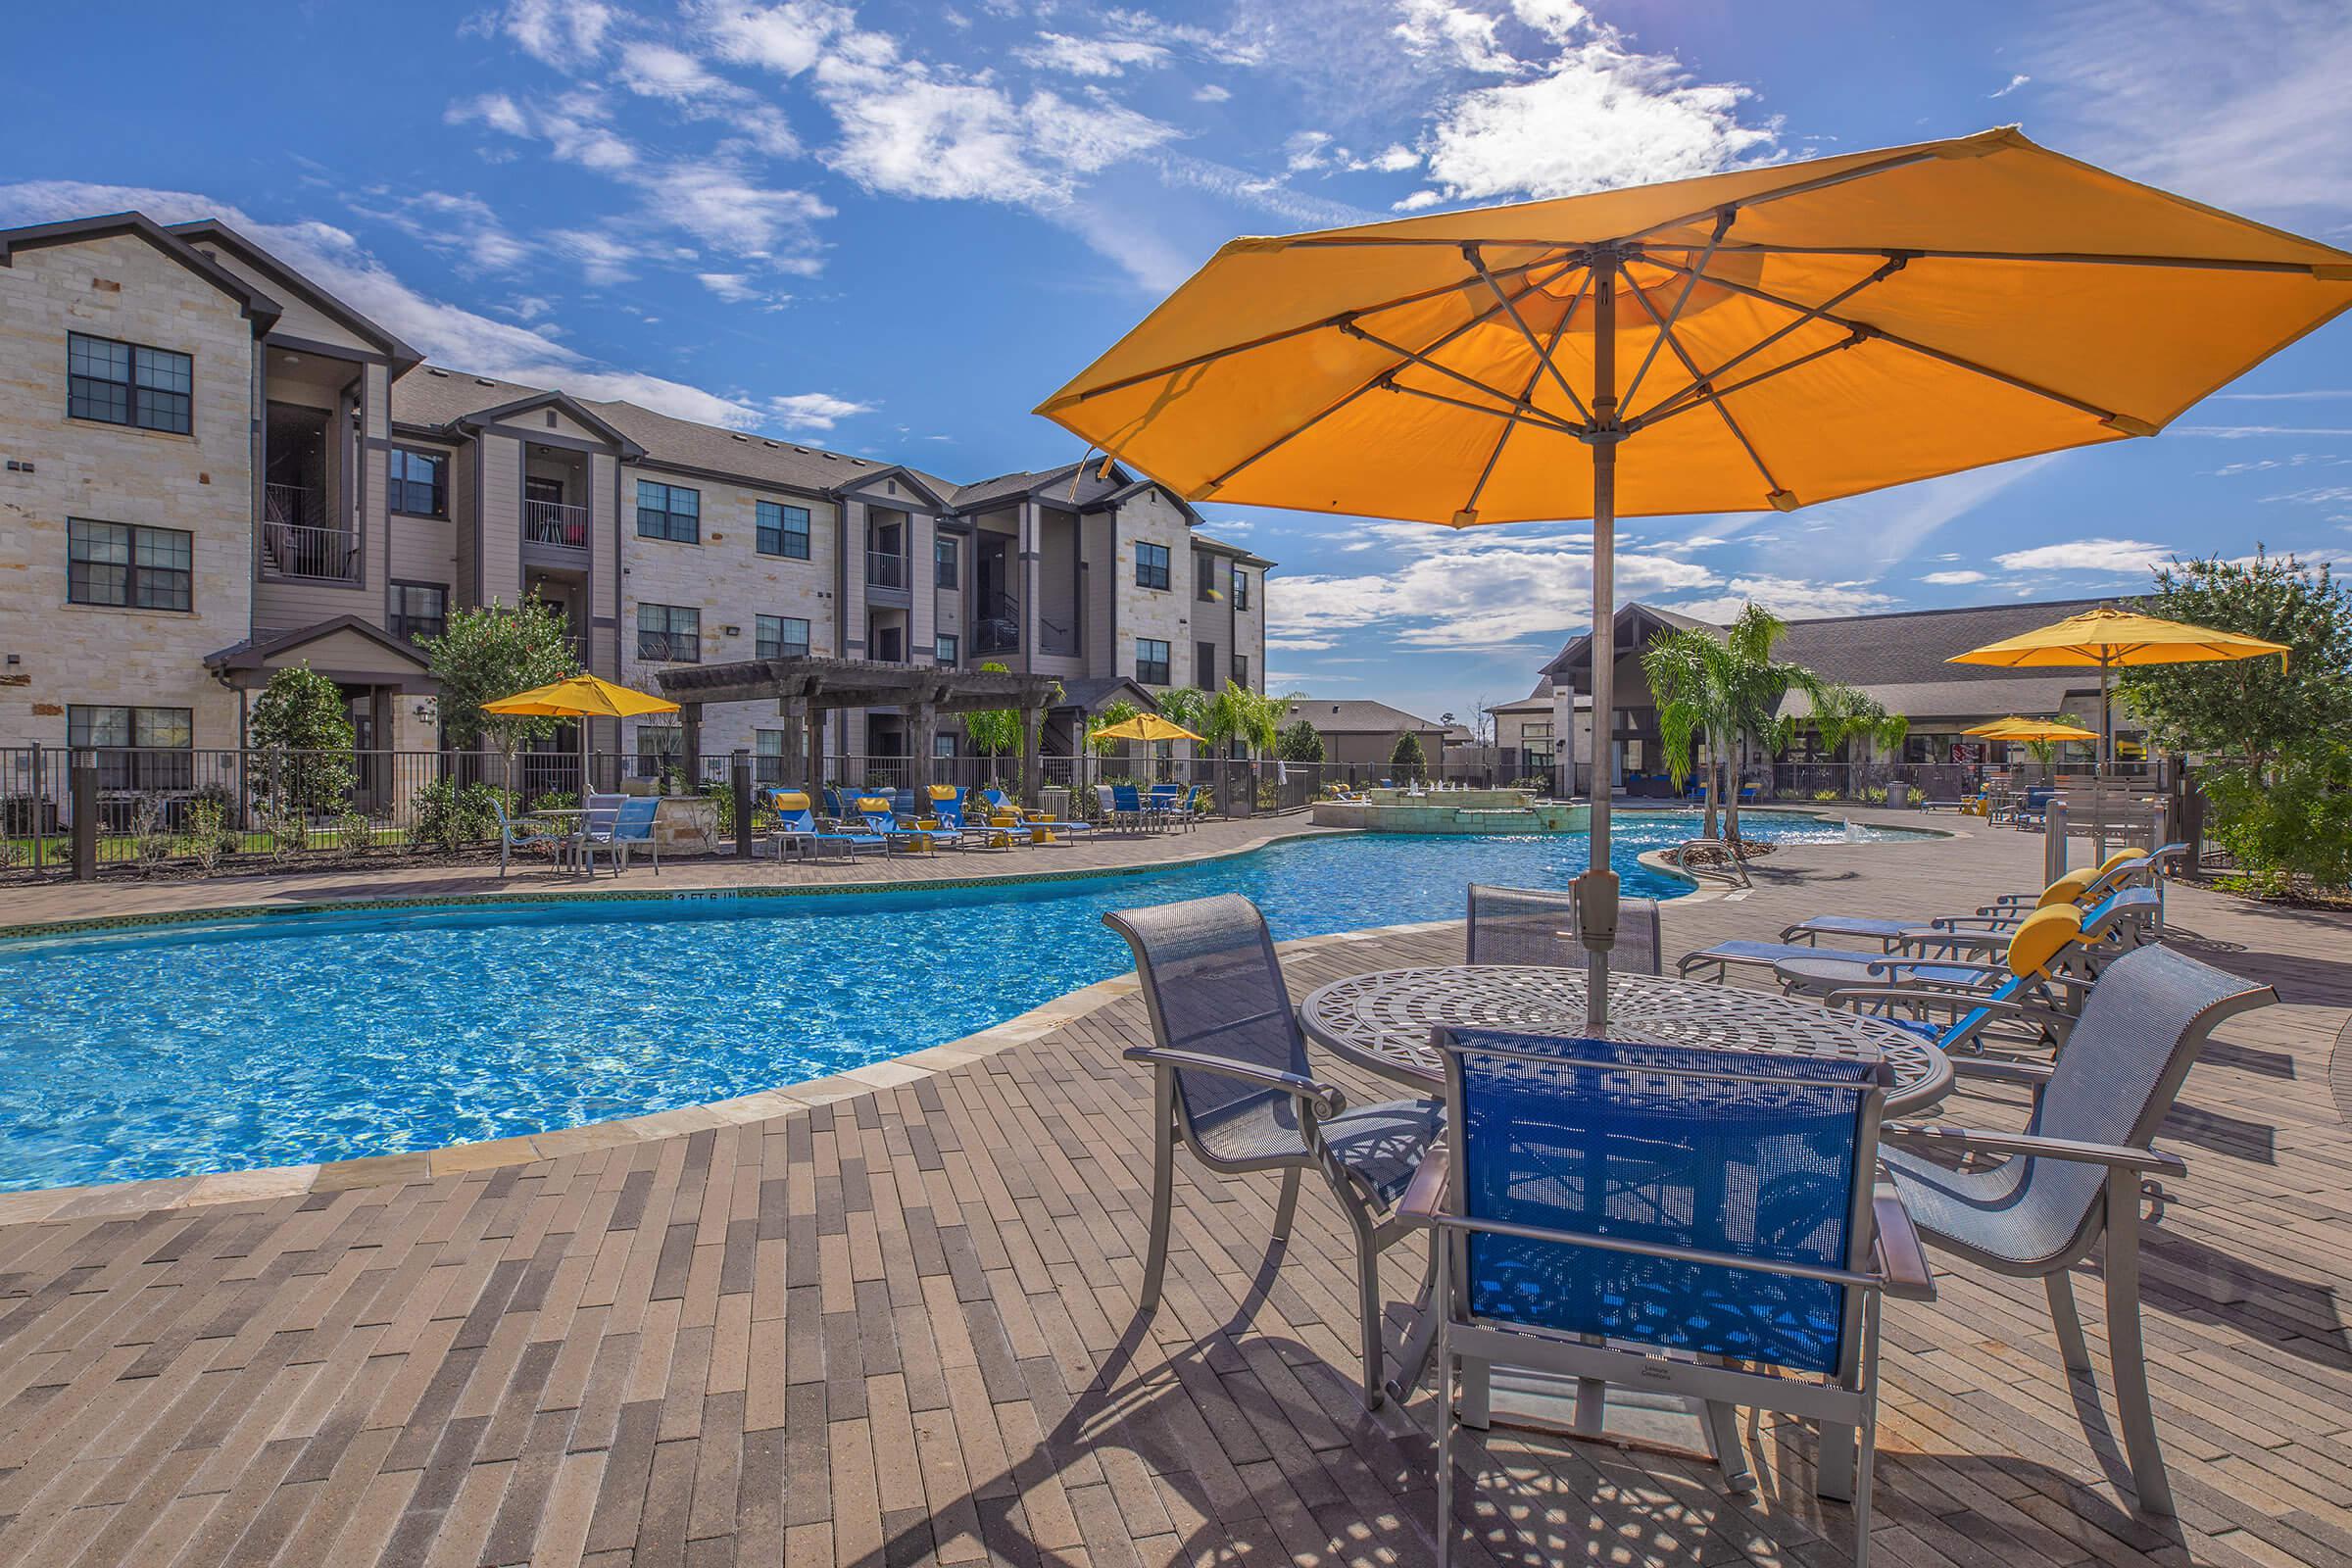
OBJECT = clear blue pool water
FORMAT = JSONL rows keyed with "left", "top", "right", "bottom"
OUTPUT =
{"left": 0, "top": 811, "right": 1918, "bottom": 1190}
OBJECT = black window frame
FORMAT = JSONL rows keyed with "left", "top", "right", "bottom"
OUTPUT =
{"left": 1136, "top": 637, "right": 1171, "bottom": 686}
{"left": 1135, "top": 541, "right": 1170, "bottom": 591}
{"left": 935, "top": 535, "right": 958, "bottom": 588}
{"left": 388, "top": 580, "right": 450, "bottom": 646}
{"left": 388, "top": 447, "right": 450, "bottom": 518}
{"left": 935, "top": 632, "right": 958, "bottom": 664}
{"left": 67, "top": 331, "right": 192, "bottom": 435}
{"left": 69, "top": 704, "right": 194, "bottom": 790}
{"left": 1195, "top": 555, "right": 1216, "bottom": 602}
{"left": 636, "top": 602, "right": 702, "bottom": 662}
{"left": 635, "top": 724, "right": 685, "bottom": 777}
{"left": 1232, "top": 654, "right": 1249, "bottom": 688}
{"left": 1232, "top": 564, "right": 1250, "bottom": 611}
{"left": 756, "top": 499, "right": 810, "bottom": 560}
{"left": 756, "top": 612, "right": 810, "bottom": 661}
{"left": 637, "top": 479, "right": 702, "bottom": 544}
{"left": 1196, "top": 640, "right": 1217, "bottom": 688}
{"left": 68, "top": 518, "right": 193, "bottom": 612}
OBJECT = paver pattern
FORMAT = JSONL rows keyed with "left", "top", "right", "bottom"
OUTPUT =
{"left": 0, "top": 816, "right": 2345, "bottom": 1568}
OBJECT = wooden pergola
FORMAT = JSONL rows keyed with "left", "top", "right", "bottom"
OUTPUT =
{"left": 654, "top": 656, "right": 1065, "bottom": 791}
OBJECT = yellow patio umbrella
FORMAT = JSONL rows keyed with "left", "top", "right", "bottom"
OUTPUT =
{"left": 484, "top": 673, "right": 680, "bottom": 793}
{"left": 1949, "top": 607, "right": 2288, "bottom": 766}
{"left": 1036, "top": 124, "right": 2352, "bottom": 1028}
{"left": 1963, "top": 716, "right": 2099, "bottom": 742}
{"left": 1090, "top": 712, "right": 1205, "bottom": 744}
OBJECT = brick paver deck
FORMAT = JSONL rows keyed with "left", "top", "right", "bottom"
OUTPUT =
{"left": 0, "top": 815, "right": 2345, "bottom": 1567}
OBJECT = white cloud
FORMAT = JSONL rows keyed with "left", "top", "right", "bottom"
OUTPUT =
{"left": 2263, "top": 485, "right": 2352, "bottom": 505}
{"left": 1394, "top": 0, "right": 1520, "bottom": 74}
{"left": 2178, "top": 424, "right": 2352, "bottom": 439}
{"left": 1015, "top": 32, "right": 1170, "bottom": 76}
{"left": 1921, "top": 569, "right": 1988, "bottom": 585}
{"left": 766, "top": 391, "right": 877, "bottom": 429}
{"left": 0, "top": 178, "right": 858, "bottom": 436}
{"left": 2210, "top": 388, "right": 2352, "bottom": 400}
{"left": 612, "top": 41, "right": 803, "bottom": 156}
{"left": 488, "top": 0, "right": 615, "bottom": 69}
{"left": 1991, "top": 537, "right": 2172, "bottom": 573}
{"left": 1662, "top": 576, "right": 1898, "bottom": 623}
{"left": 1989, "top": 72, "right": 2031, "bottom": 97}
{"left": 1194, "top": 82, "right": 1233, "bottom": 102}
{"left": 350, "top": 189, "right": 534, "bottom": 273}
{"left": 2029, "top": 0, "right": 2352, "bottom": 220}
{"left": 450, "top": 88, "right": 640, "bottom": 171}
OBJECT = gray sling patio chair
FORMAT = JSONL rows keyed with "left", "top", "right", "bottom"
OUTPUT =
{"left": 1853, "top": 942, "right": 2275, "bottom": 1516}
{"left": 1104, "top": 893, "right": 1445, "bottom": 1406}
{"left": 1466, "top": 883, "right": 1662, "bottom": 974}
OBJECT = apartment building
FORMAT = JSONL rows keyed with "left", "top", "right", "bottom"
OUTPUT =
{"left": 0, "top": 211, "right": 1272, "bottom": 784}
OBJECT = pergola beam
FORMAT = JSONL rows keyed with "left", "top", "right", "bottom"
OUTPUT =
{"left": 655, "top": 656, "right": 1062, "bottom": 715}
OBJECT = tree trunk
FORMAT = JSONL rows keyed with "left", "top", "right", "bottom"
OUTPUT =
{"left": 1702, "top": 730, "right": 1721, "bottom": 840}
{"left": 1724, "top": 731, "right": 1743, "bottom": 842}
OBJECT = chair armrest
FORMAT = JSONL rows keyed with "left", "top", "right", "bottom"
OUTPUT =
{"left": 1118, "top": 1046, "right": 1348, "bottom": 1118}
{"left": 1884, "top": 1122, "right": 2185, "bottom": 1174}
{"left": 1929, "top": 914, "right": 2025, "bottom": 932}
{"left": 1897, "top": 929, "right": 2013, "bottom": 956}
{"left": 1948, "top": 1056, "right": 2056, "bottom": 1085}
{"left": 1871, "top": 1194, "right": 1936, "bottom": 1301}
{"left": 1863, "top": 956, "right": 2010, "bottom": 980}
{"left": 1823, "top": 987, "right": 2036, "bottom": 1016}
{"left": 1396, "top": 1149, "right": 1450, "bottom": 1227}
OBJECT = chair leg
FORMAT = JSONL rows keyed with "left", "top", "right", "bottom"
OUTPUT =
{"left": 1139, "top": 1076, "right": 1175, "bottom": 1314}
{"left": 2105, "top": 1175, "right": 2174, "bottom": 1515}
{"left": 1818, "top": 1422, "right": 1858, "bottom": 1502}
{"left": 2046, "top": 1269, "right": 2094, "bottom": 1373}
{"left": 1270, "top": 1167, "right": 1300, "bottom": 1243}
{"left": 1351, "top": 1213, "right": 1386, "bottom": 1408}
{"left": 1701, "top": 1392, "right": 1754, "bottom": 1493}
{"left": 1436, "top": 1304, "right": 1456, "bottom": 1568}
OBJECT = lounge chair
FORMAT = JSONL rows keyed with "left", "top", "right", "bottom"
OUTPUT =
{"left": 1786, "top": 904, "right": 2091, "bottom": 1056}
{"left": 854, "top": 795, "right": 936, "bottom": 856}
{"left": 1105, "top": 894, "right": 1444, "bottom": 1407}
{"left": 980, "top": 787, "right": 1092, "bottom": 841}
{"left": 1464, "top": 883, "right": 1662, "bottom": 974}
{"left": 1781, "top": 845, "right": 2183, "bottom": 950}
{"left": 1408, "top": 1029, "right": 1931, "bottom": 1568}
{"left": 611, "top": 796, "right": 661, "bottom": 874}
{"left": 491, "top": 797, "right": 572, "bottom": 877}
{"left": 1873, "top": 944, "right": 2274, "bottom": 1516}
{"left": 572, "top": 793, "right": 627, "bottom": 877}
{"left": 1682, "top": 886, "right": 2159, "bottom": 987}
{"left": 766, "top": 791, "right": 883, "bottom": 859}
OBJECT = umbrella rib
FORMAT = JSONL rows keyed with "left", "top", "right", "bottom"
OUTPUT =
{"left": 1619, "top": 211, "right": 1735, "bottom": 413}
{"left": 1462, "top": 274, "right": 1593, "bottom": 520}
{"left": 1466, "top": 247, "right": 1596, "bottom": 425}
{"left": 1617, "top": 261, "right": 1786, "bottom": 501}
{"left": 1036, "top": 252, "right": 1574, "bottom": 412}
{"left": 1616, "top": 148, "right": 1948, "bottom": 247}
{"left": 1627, "top": 256, "right": 1908, "bottom": 427}
{"left": 1641, "top": 255, "right": 2131, "bottom": 426}
{"left": 1631, "top": 332, "right": 1868, "bottom": 434}
{"left": 1195, "top": 256, "right": 1589, "bottom": 496}
{"left": 1378, "top": 379, "right": 1588, "bottom": 438}
{"left": 1649, "top": 242, "right": 2333, "bottom": 274}
{"left": 1341, "top": 321, "right": 1589, "bottom": 434}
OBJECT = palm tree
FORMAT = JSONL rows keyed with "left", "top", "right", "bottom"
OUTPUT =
{"left": 1642, "top": 627, "right": 1737, "bottom": 837}
{"left": 1717, "top": 606, "right": 1825, "bottom": 839}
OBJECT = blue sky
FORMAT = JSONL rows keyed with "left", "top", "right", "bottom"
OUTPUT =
{"left": 5, "top": 0, "right": 2350, "bottom": 724}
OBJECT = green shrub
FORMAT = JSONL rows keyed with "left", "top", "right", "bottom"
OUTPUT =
{"left": 182, "top": 797, "right": 232, "bottom": 875}
{"left": 335, "top": 809, "right": 372, "bottom": 854}
{"left": 1812, "top": 788, "right": 1839, "bottom": 803}
{"left": 529, "top": 790, "right": 578, "bottom": 814}
{"left": 2202, "top": 747, "right": 2352, "bottom": 895}
{"left": 414, "top": 777, "right": 505, "bottom": 853}
{"left": 1861, "top": 785, "right": 1888, "bottom": 806}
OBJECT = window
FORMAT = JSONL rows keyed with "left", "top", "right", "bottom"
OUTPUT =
{"left": 636, "top": 725, "right": 684, "bottom": 778}
{"left": 1135, "top": 541, "right": 1170, "bottom": 591}
{"left": 388, "top": 581, "right": 448, "bottom": 645}
{"left": 935, "top": 536, "right": 958, "bottom": 588}
{"left": 757, "top": 500, "right": 809, "bottom": 560}
{"left": 70, "top": 705, "right": 193, "bottom": 790}
{"left": 1232, "top": 564, "right": 1250, "bottom": 611}
{"left": 935, "top": 633, "right": 958, "bottom": 664}
{"left": 636, "top": 603, "right": 701, "bottom": 662}
{"left": 68, "top": 332, "right": 191, "bottom": 434}
{"left": 389, "top": 448, "right": 448, "bottom": 516}
{"left": 756, "top": 613, "right": 809, "bottom": 660}
{"left": 1136, "top": 637, "right": 1171, "bottom": 686}
{"left": 1231, "top": 654, "right": 1249, "bottom": 689}
{"left": 933, "top": 732, "right": 956, "bottom": 760}
{"left": 1195, "top": 554, "right": 1216, "bottom": 602}
{"left": 1196, "top": 640, "right": 1217, "bottom": 688}
{"left": 755, "top": 728, "right": 788, "bottom": 783}
{"left": 68, "top": 519, "right": 191, "bottom": 611}
{"left": 873, "top": 625, "right": 905, "bottom": 662}
{"left": 637, "top": 479, "right": 701, "bottom": 543}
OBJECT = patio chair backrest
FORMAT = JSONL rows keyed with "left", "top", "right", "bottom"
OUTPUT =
{"left": 2082, "top": 886, "right": 2160, "bottom": 943}
{"left": 1465, "top": 884, "right": 1581, "bottom": 967}
{"left": 929, "top": 786, "right": 966, "bottom": 828}
{"left": 981, "top": 787, "right": 1013, "bottom": 815}
{"left": 769, "top": 792, "right": 817, "bottom": 834}
{"left": 1103, "top": 894, "right": 1313, "bottom": 1152}
{"left": 582, "top": 793, "right": 624, "bottom": 839}
{"left": 1113, "top": 782, "right": 1144, "bottom": 812}
{"left": 612, "top": 797, "right": 660, "bottom": 842}
{"left": 1997, "top": 944, "right": 2272, "bottom": 1261}
{"left": 1438, "top": 1028, "right": 1887, "bottom": 1376}
{"left": 1095, "top": 784, "right": 1119, "bottom": 815}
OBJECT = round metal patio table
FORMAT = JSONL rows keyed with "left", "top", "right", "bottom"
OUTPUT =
{"left": 1298, "top": 964, "right": 1953, "bottom": 1114}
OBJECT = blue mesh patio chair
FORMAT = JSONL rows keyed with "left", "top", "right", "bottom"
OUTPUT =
{"left": 490, "top": 796, "right": 570, "bottom": 877}
{"left": 1872, "top": 943, "right": 2274, "bottom": 1516}
{"left": 611, "top": 795, "right": 661, "bottom": 874}
{"left": 1104, "top": 894, "right": 1445, "bottom": 1406}
{"left": 1466, "top": 883, "right": 1661, "bottom": 974}
{"left": 1406, "top": 1030, "right": 1932, "bottom": 1568}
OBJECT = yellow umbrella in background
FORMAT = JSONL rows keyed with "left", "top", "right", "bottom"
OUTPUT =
{"left": 1949, "top": 608, "right": 2288, "bottom": 767}
{"left": 485, "top": 673, "right": 680, "bottom": 794}
{"left": 1036, "top": 124, "right": 2352, "bottom": 1031}
{"left": 1963, "top": 716, "right": 2100, "bottom": 742}
{"left": 1090, "top": 712, "right": 1205, "bottom": 744}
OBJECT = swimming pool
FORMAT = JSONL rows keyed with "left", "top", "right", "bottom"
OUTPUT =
{"left": 0, "top": 811, "right": 1918, "bottom": 1190}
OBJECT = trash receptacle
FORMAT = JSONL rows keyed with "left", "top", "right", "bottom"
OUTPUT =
{"left": 1886, "top": 781, "right": 1910, "bottom": 809}
{"left": 1041, "top": 786, "right": 1071, "bottom": 823}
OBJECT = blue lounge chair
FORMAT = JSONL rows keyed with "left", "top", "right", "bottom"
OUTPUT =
{"left": 1684, "top": 886, "right": 2157, "bottom": 993}
{"left": 851, "top": 795, "right": 935, "bottom": 856}
{"left": 1781, "top": 845, "right": 2183, "bottom": 949}
{"left": 1789, "top": 904, "right": 2091, "bottom": 1055}
{"left": 1407, "top": 1029, "right": 1930, "bottom": 1567}
{"left": 979, "top": 787, "right": 1093, "bottom": 838}
{"left": 927, "top": 784, "right": 1011, "bottom": 851}
{"left": 1785, "top": 883, "right": 2163, "bottom": 960}
{"left": 766, "top": 790, "right": 883, "bottom": 859}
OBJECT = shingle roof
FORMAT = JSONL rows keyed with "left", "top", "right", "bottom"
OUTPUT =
{"left": 1299, "top": 699, "right": 1448, "bottom": 733}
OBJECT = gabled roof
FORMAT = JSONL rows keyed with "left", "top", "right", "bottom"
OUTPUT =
{"left": 448, "top": 387, "right": 647, "bottom": 457}
{"left": 204, "top": 616, "right": 433, "bottom": 676}
{"left": 1298, "top": 699, "right": 1447, "bottom": 734}
{"left": 1052, "top": 676, "right": 1161, "bottom": 713}
{"left": 0, "top": 211, "right": 281, "bottom": 333}
{"left": 949, "top": 461, "right": 1135, "bottom": 513}
{"left": 1191, "top": 532, "right": 1276, "bottom": 568}
{"left": 832, "top": 465, "right": 954, "bottom": 510}
{"left": 1542, "top": 603, "right": 1722, "bottom": 683}
{"left": 582, "top": 394, "right": 898, "bottom": 494}
{"left": 167, "top": 219, "right": 421, "bottom": 370}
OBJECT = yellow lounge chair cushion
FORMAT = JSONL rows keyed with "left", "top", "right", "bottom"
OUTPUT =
{"left": 772, "top": 791, "right": 810, "bottom": 811}
{"left": 2098, "top": 848, "right": 2139, "bottom": 873}
{"left": 929, "top": 784, "right": 958, "bottom": 801}
{"left": 855, "top": 796, "right": 893, "bottom": 812}
{"left": 2035, "top": 866, "right": 2099, "bottom": 908}
{"left": 2008, "top": 904, "right": 2085, "bottom": 978}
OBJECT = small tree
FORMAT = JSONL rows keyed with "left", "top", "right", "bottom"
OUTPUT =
{"left": 1156, "top": 686, "right": 1213, "bottom": 740}
{"left": 250, "top": 662, "right": 356, "bottom": 817}
{"left": 421, "top": 595, "right": 584, "bottom": 772}
{"left": 963, "top": 662, "right": 1025, "bottom": 783}
{"left": 1389, "top": 729, "right": 1426, "bottom": 781}
{"left": 1277, "top": 718, "right": 1325, "bottom": 762}
{"left": 1086, "top": 699, "right": 1142, "bottom": 758}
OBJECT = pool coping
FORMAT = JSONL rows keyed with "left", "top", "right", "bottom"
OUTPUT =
{"left": 0, "top": 914, "right": 1463, "bottom": 1227}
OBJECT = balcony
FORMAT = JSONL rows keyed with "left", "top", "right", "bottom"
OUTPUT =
{"left": 260, "top": 486, "right": 359, "bottom": 583}
{"left": 973, "top": 592, "right": 1019, "bottom": 657}
{"left": 865, "top": 550, "right": 906, "bottom": 590}
{"left": 525, "top": 499, "right": 590, "bottom": 551}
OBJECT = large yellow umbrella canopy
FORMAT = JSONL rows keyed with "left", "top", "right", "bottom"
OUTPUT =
{"left": 1949, "top": 607, "right": 2288, "bottom": 764}
{"left": 1036, "top": 125, "right": 2352, "bottom": 1023}
{"left": 484, "top": 674, "right": 679, "bottom": 791}
{"left": 1090, "top": 712, "right": 1204, "bottom": 744}
{"left": 1964, "top": 716, "right": 2099, "bottom": 742}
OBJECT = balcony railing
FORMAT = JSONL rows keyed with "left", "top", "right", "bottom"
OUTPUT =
{"left": 264, "top": 481, "right": 321, "bottom": 528}
{"left": 262, "top": 520, "right": 360, "bottom": 583}
{"left": 525, "top": 499, "right": 590, "bottom": 550}
{"left": 973, "top": 592, "right": 1019, "bottom": 656}
{"left": 865, "top": 550, "right": 906, "bottom": 589}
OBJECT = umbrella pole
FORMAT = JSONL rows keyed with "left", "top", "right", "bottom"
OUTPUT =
{"left": 1579, "top": 263, "right": 1620, "bottom": 1034}
{"left": 2095, "top": 656, "right": 2113, "bottom": 859}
